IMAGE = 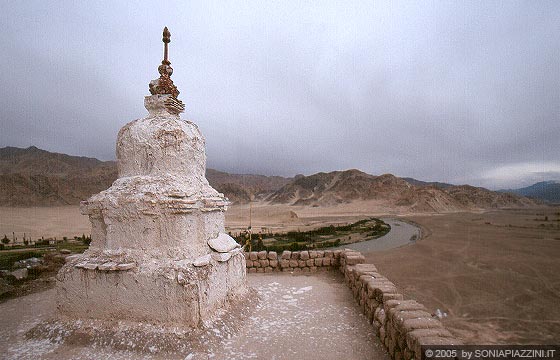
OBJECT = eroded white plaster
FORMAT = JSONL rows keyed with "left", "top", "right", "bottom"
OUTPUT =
{"left": 57, "top": 95, "right": 247, "bottom": 326}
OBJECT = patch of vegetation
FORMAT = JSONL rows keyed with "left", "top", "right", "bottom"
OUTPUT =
{"left": 0, "top": 234, "right": 91, "bottom": 251}
{"left": 0, "top": 250, "right": 46, "bottom": 270}
{"left": 55, "top": 242, "right": 89, "bottom": 253}
{"left": 0, "top": 250, "right": 45, "bottom": 270}
{"left": 0, "top": 238, "right": 90, "bottom": 270}
{"left": 236, "top": 218, "right": 390, "bottom": 252}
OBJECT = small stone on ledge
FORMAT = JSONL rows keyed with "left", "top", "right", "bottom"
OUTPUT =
{"left": 208, "top": 233, "right": 240, "bottom": 253}
{"left": 82, "top": 263, "right": 98, "bottom": 270}
{"left": 74, "top": 261, "right": 88, "bottom": 269}
{"left": 193, "top": 254, "right": 211, "bottom": 267}
{"left": 177, "top": 272, "right": 187, "bottom": 285}
{"left": 65, "top": 254, "right": 82, "bottom": 263}
{"left": 98, "top": 262, "right": 119, "bottom": 271}
{"left": 211, "top": 252, "right": 232, "bottom": 262}
{"left": 117, "top": 263, "right": 136, "bottom": 271}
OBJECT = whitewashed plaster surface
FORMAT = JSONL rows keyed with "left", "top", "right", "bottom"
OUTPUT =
{"left": 57, "top": 95, "right": 247, "bottom": 325}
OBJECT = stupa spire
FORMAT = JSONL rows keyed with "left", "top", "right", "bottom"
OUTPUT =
{"left": 148, "top": 26, "right": 185, "bottom": 114}
{"left": 162, "top": 26, "right": 171, "bottom": 65}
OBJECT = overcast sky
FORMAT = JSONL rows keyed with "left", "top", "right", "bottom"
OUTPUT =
{"left": 1, "top": 1, "right": 559, "bottom": 189}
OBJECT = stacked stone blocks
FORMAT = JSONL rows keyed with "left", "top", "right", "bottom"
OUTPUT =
{"left": 339, "top": 249, "right": 462, "bottom": 360}
{"left": 244, "top": 250, "right": 342, "bottom": 273}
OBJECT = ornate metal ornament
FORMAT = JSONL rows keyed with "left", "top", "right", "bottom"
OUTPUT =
{"left": 148, "top": 27, "right": 185, "bottom": 114}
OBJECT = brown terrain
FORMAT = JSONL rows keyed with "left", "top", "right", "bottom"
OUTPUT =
{"left": 1, "top": 146, "right": 558, "bottom": 346}
{"left": 366, "top": 209, "right": 560, "bottom": 345}
{"left": 205, "top": 168, "right": 291, "bottom": 203}
{"left": 0, "top": 146, "right": 538, "bottom": 212}
{"left": 267, "top": 169, "right": 537, "bottom": 211}
{"left": 0, "top": 146, "right": 117, "bottom": 207}
{"left": 0, "top": 146, "right": 290, "bottom": 206}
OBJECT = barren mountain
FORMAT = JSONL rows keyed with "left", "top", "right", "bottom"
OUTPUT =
{"left": 500, "top": 181, "right": 560, "bottom": 204}
{"left": 267, "top": 170, "right": 539, "bottom": 211}
{"left": 401, "top": 177, "right": 454, "bottom": 189}
{"left": 0, "top": 147, "right": 117, "bottom": 206}
{"left": 267, "top": 170, "right": 413, "bottom": 206}
{"left": 0, "top": 147, "right": 288, "bottom": 206}
{"left": 0, "top": 147, "right": 540, "bottom": 211}
{"left": 205, "top": 169, "right": 291, "bottom": 203}
{"left": 445, "top": 185, "right": 537, "bottom": 208}
{"left": 0, "top": 146, "right": 114, "bottom": 176}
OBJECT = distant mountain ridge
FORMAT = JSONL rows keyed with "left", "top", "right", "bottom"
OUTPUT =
{"left": 0, "top": 146, "right": 118, "bottom": 206}
{"left": 499, "top": 181, "right": 560, "bottom": 204}
{"left": 0, "top": 146, "right": 115, "bottom": 176}
{"left": 267, "top": 169, "right": 537, "bottom": 212}
{"left": 0, "top": 146, "right": 288, "bottom": 206}
{"left": 0, "top": 146, "right": 542, "bottom": 211}
{"left": 205, "top": 169, "right": 291, "bottom": 203}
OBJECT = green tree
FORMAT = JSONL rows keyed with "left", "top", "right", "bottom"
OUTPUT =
{"left": 1, "top": 235, "right": 10, "bottom": 245}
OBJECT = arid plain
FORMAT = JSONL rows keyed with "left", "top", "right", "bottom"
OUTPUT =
{"left": 367, "top": 208, "right": 560, "bottom": 345}
{"left": 1, "top": 203, "right": 559, "bottom": 345}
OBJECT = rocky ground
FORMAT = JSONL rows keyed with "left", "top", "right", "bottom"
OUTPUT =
{"left": 0, "top": 252, "right": 67, "bottom": 301}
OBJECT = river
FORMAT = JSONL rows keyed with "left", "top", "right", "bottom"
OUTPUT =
{"left": 335, "top": 217, "right": 421, "bottom": 252}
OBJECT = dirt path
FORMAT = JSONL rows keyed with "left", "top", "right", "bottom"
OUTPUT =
{"left": 0, "top": 272, "right": 389, "bottom": 360}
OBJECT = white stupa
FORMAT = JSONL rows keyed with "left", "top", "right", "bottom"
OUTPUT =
{"left": 57, "top": 27, "right": 247, "bottom": 327}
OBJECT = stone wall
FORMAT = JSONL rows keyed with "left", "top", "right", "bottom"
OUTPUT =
{"left": 244, "top": 249, "right": 343, "bottom": 273}
{"left": 245, "top": 249, "right": 462, "bottom": 360}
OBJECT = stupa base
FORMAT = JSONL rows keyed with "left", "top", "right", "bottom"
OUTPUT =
{"left": 56, "top": 251, "right": 247, "bottom": 327}
{"left": 29, "top": 284, "right": 257, "bottom": 356}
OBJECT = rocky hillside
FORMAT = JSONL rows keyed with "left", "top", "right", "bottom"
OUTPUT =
{"left": 205, "top": 169, "right": 290, "bottom": 203}
{"left": 0, "top": 146, "right": 112, "bottom": 176}
{"left": 0, "top": 147, "right": 540, "bottom": 211}
{"left": 267, "top": 169, "right": 539, "bottom": 211}
{"left": 267, "top": 170, "right": 413, "bottom": 206}
{"left": 401, "top": 177, "right": 454, "bottom": 189}
{"left": 444, "top": 185, "right": 537, "bottom": 209}
{"left": 0, "top": 147, "right": 289, "bottom": 206}
{"left": 0, "top": 147, "right": 117, "bottom": 206}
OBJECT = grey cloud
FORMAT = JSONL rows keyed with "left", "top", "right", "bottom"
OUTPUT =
{"left": 1, "top": 1, "right": 559, "bottom": 189}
